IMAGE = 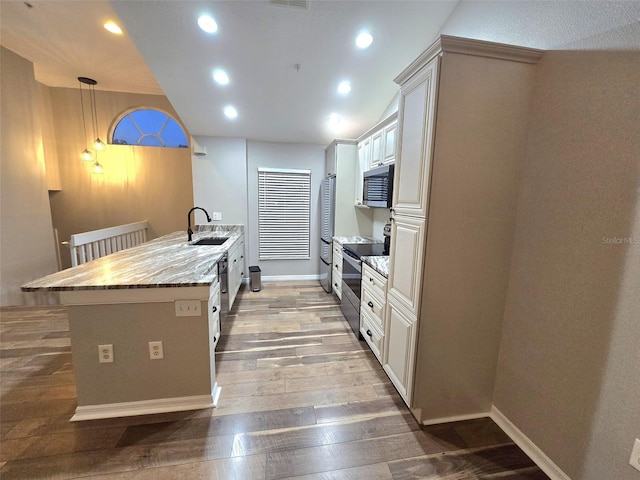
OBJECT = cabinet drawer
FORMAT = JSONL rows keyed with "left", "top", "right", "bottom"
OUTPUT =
{"left": 361, "top": 287, "right": 384, "bottom": 330}
{"left": 360, "top": 313, "right": 384, "bottom": 363}
{"left": 332, "top": 248, "right": 343, "bottom": 273}
{"left": 332, "top": 270, "right": 342, "bottom": 298}
{"left": 362, "top": 264, "right": 386, "bottom": 301}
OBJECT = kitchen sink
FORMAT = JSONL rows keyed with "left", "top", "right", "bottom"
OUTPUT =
{"left": 191, "top": 237, "right": 229, "bottom": 246}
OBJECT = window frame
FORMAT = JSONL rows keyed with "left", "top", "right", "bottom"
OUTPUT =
{"left": 108, "top": 107, "right": 190, "bottom": 149}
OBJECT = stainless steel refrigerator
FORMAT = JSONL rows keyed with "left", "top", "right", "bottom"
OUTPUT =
{"left": 319, "top": 175, "right": 336, "bottom": 292}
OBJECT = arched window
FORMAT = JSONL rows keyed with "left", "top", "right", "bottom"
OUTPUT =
{"left": 110, "top": 108, "right": 189, "bottom": 148}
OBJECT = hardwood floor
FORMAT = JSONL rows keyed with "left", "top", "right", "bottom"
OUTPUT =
{"left": 0, "top": 282, "right": 549, "bottom": 479}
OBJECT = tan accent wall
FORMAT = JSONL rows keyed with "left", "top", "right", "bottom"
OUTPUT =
{"left": 47, "top": 87, "right": 194, "bottom": 269}
{"left": 0, "top": 47, "right": 58, "bottom": 305}
{"left": 35, "top": 82, "right": 61, "bottom": 191}
{"left": 494, "top": 51, "right": 640, "bottom": 480}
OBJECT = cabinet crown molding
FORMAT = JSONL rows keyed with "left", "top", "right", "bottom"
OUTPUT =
{"left": 394, "top": 35, "right": 544, "bottom": 86}
{"left": 357, "top": 111, "right": 398, "bottom": 143}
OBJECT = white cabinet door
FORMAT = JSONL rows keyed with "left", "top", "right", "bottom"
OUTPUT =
{"left": 383, "top": 293, "right": 417, "bottom": 405}
{"left": 387, "top": 215, "right": 426, "bottom": 316}
{"left": 228, "top": 237, "right": 244, "bottom": 309}
{"left": 370, "top": 130, "right": 383, "bottom": 168}
{"left": 383, "top": 122, "right": 397, "bottom": 165}
{"left": 332, "top": 242, "right": 343, "bottom": 298}
{"left": 325, "top": 143, "right": 336, "bottom": 176}
{"left": 393, "top": 57, "right": 439, "bottom": 218}
{"left": 208, "top": 283, "right": 221, "bottom": 387}
{"left": 355, "top": 139, "right": 370, "bottom": 206}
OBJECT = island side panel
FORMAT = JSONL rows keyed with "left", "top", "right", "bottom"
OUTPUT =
{"left": 68, "top": 300, "right": 212, "bottom": 406}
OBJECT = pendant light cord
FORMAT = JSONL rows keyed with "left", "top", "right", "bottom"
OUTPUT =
{"left": 90, "top": 83, "right": 99, "bottom": 141}
{"left": 78, "top": 80, "right": 89, "bottom": 147}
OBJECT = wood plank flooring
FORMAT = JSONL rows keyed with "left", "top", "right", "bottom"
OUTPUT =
{"left": 0, "top": 281, "right": 549, "bottom": 479}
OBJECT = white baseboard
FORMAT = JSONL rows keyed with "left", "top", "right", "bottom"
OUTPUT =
{"left": 71, "top": 387, "right": 221, "bottom": 422}
{"left": 261, "top": 274, "right": 321, "bottom": 281}
{"left": 490, "top": 406, "right": 571, "bottom": 480}
{"left": 420, "top": 411, "right": 491, "bottom": 426}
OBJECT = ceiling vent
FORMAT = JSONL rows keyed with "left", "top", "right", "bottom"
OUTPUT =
{"left": 269, "top": 0, "right": 310, "bottom": 10}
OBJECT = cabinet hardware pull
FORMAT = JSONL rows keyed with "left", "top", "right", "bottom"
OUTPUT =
{"left": 368, "top": 301, "right": 374, "bottom": 308}
{"left": 366, "top": 329, "right": 372, "bottom": 337}
{"left": 212, "top": 306, "right": 217, "bottom": 313}
{"left": 213, "top": 336, "right": 217, "bottom": 342}
{"left": 369, "top": 277, "right": 374, "bottom": 282}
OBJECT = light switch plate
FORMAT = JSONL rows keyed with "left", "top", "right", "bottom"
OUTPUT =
{"left": 175, "top": 300, "right": 201, "bottom": 317}
{"left": 212, "top": 212, "right": 222, "bottom": 221}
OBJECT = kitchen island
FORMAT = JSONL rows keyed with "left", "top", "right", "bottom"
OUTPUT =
{"left": 21, "top": 225, "right": 244, "bottom": 421}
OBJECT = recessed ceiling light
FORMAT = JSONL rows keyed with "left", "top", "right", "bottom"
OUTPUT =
{"left": 213, "top": 69, "right": 230, "bottom": 85}
{"left": 355, "top": 32, "right": 373, "bottom": 49}
{"left": 224, "top": 105, "right": 238, "bottom": 119}
{"left": 198, "top": 14, "right": 218, "bottom": 34}
{"left": 337, "top": 81, "right": 351, "bottom": 95}
{"left": 104, "top": 22, "right": 123, "bottom": 35}
{"left": 327, "top": 113, "right": 342, "bottom": 126}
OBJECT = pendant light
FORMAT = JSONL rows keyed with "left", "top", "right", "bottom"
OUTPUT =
{"left": 77, "top": 76, "right": 106, "bottom": 171}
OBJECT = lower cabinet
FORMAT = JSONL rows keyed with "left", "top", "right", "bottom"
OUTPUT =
{"left": 208, "top": 281, "right": 221, "bottom": 351}
{"left": 360, "top": 312, "right": 384, "bottom": 362}
{"left": 228, "top": 236, "right": 245, "bottom": 309}
{"left": 332, "top": 242, "right": 343, "bottom": 299}
{"left": 360, "top": 263, "right": 388, "bottom": 364}
{"left": 383, "top": 292, "right": 418, "bottom": 404}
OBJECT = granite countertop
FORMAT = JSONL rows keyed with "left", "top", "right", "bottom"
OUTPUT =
{"left": 333, "top": 236, "right": 379, "bottom": 246}
{"left": 363, "top": 256, "right": 390, "bottom": 278}
{"left": 21, "top": 225, "right": 243, "bottom": 292}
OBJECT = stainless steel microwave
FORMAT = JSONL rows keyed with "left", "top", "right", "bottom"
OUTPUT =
{"left": 363, "top": 164, "right": 394, "bottom": 208}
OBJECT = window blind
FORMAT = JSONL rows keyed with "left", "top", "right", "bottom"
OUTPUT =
{"left": 258, "top": 168, "right": 311, "bottom": 260}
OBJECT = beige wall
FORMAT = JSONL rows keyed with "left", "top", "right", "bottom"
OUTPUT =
{"left": 69, "top": 299, "right": 212, "bottom": 405}
{"left": 494, "top": 51, "right": 640, "bottom": 479}
{"left": 0, "top": 47, "right": 58, "bottom": 305}
{"left": 47, "top": 87, "right": 194, "bottom": 269}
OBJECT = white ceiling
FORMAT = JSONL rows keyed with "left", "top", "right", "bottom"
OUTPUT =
{"left": 110, "top": 0, "right": 459, "bottom": 144}
{"left": 1, "top": 1, "right": 638, "bottom": 145}
{"left": 0, "top": 0, "right": 163, "bottom": 95}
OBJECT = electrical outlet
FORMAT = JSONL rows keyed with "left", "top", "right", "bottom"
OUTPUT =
{"left": 149, "top": 341, "right": 164, "bottom": 359}
{"left": 630, "top": 438, "right": 640, "bottom": 472}
{"left": 212, "top": 212, "right": 222, "bottom": 221}
{"left": 175, "top": 299, "right": 202, "bottom": 317}
{"left": 98, "top": 344, "right": 114, "bottom": 363}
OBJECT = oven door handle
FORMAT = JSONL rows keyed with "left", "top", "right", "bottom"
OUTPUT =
{"left": 342, "top": 251, "right": 361, "bottom": 270}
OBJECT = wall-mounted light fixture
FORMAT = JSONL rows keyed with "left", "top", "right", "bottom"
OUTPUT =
{"left": 77, "top": 76, "right": 105, "bottom": 174}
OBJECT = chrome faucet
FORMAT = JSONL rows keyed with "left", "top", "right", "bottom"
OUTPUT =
{"left": 187, "top": 207, "right": 212, "bottom": 241}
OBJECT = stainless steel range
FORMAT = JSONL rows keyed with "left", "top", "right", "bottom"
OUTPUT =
{"left": 340, "top": 242, "right": 387, "bottom": 337}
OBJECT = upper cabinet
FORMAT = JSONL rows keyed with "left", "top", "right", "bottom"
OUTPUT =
{"left": 370, "top": 130, "right": 383, "bottom": 167}
{"left": 359, "top": 112, "right": 398, "bottom": 171}
{"left": 355, "top": 112, "right": 398, "bottom": 206}
{"left": 383, "top": 122, "right": 397, "bottom": 165}
{"left": 325, "top": 142, "right": 337, "bottom": 177}
{"left": 391, "top": 60, "right": 439, "bottom": 218}
{"left": 354, "top": 138, "right": 370, "bottom": 207}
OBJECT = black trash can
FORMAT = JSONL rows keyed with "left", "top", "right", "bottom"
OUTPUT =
{"left": 249, "top": 266, "right": 261, "bottom": 292}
